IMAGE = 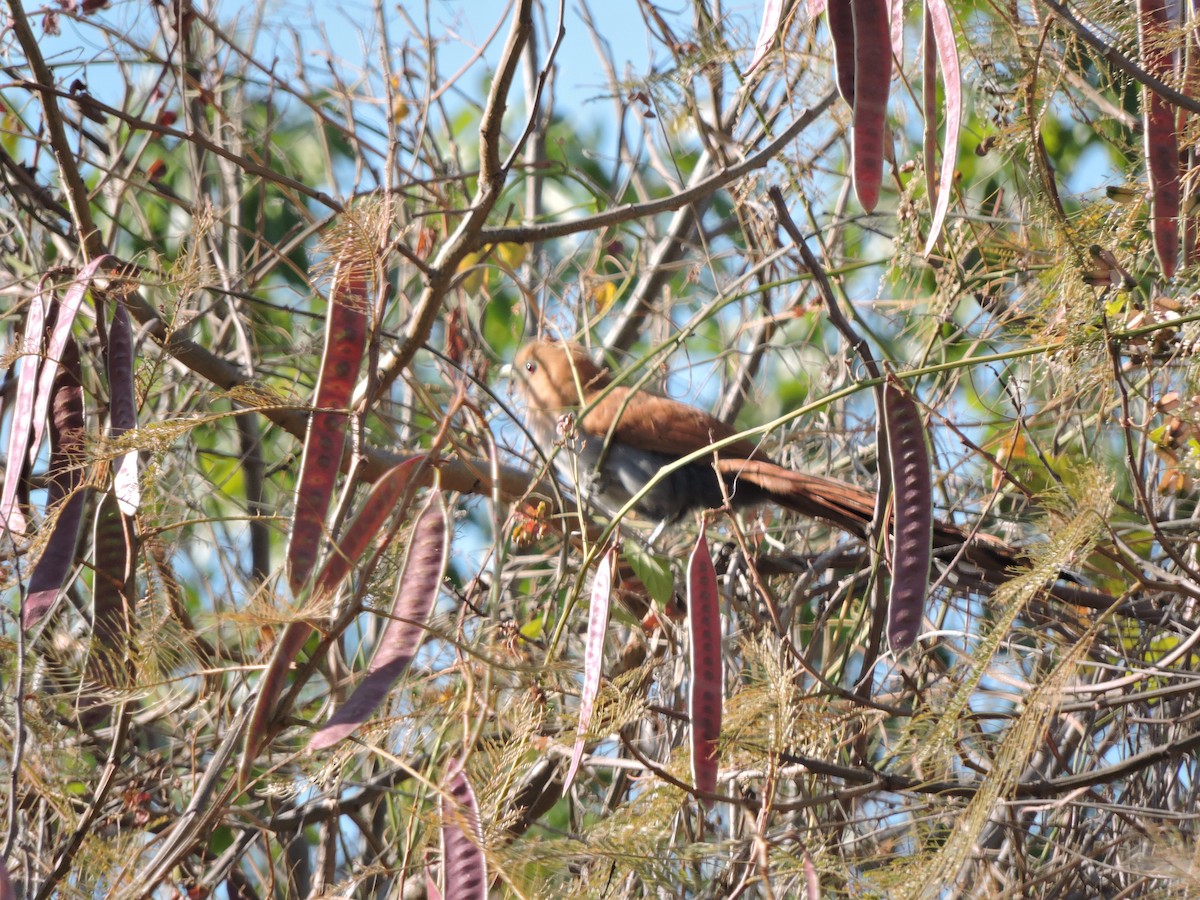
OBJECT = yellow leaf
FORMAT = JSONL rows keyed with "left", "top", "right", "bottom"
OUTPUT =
{"left": 989, "top": 428, "right": 1027, "bottom": 491}
{"left": 497, "top": 242, "right": 527, "bottom": 269}
{"left": 592, "top": 281, "right": 619, "bottom": 314}
{"left": 520, "top": 616, "right": 544, "bottom": 641}
{"left": 1, "top": 107, "right": 22, "bottom": 156}
{"left": 456, "top": 250, "right": 487, "bottom": 294}
{"left": 1159, "top": 466, "right": 1192, "bottom": 495}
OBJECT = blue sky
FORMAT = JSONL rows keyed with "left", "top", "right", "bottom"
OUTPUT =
{"left": 31, "top": 1, "right": 773, "bottom": 144}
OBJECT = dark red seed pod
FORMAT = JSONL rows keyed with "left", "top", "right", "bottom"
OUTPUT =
{"left": 687, "top": 531, "right": 722, "bottom": 804}
{"left": 883, "top": 378, "right": 933, "bottom": 651}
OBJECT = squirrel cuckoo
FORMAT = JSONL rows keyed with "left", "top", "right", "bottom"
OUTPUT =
{"left": 512, "top": 339, "right": 1015, "bottom": 571}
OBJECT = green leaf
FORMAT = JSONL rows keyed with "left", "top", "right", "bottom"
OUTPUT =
{"left": 623, "top": 542, "right": 674, "bottom": 607}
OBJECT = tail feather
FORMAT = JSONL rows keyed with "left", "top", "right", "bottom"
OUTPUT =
{"left": 720, "top": 458, "right": 1021, "bottom": 574}
{"left": 718, "top": 458, "right": 875, "bottom": 538}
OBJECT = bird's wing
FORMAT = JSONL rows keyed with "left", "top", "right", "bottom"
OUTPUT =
{"left": 580, "top": 386, "right": 766, "bottom": 460}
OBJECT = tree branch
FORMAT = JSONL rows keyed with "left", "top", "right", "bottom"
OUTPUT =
{"left": 8, "top": 0, "right": 104, "bottom": 257}
{"left": 478, "top": 90, "right": 839, "bottom": 246}
{"left": 355, "top": 0, "right": 534, "bottom": 408}
{"left": 1038, "top": 0, "right": 1200, "bottom": 114}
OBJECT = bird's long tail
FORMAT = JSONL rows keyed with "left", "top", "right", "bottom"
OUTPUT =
{"left": 721, "top": 458, "right": 1020, "bottom": 574}
{"left": 719, "top": 458, "right": 875, "bottom": 537}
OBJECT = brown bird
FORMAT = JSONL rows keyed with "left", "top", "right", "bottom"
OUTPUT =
{"left": 513, "top": 339, "right": 879, "bottom": 531}
{"left": 511, "top": 338, "right": 1018, "bottom": 571}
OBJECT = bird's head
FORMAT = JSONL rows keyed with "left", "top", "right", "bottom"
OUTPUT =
{"left": 511, "top": 339, "right": 611, "bottom": 412}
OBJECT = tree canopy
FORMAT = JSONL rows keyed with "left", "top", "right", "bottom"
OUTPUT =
{"left": 3, "top": 0, "right": 1200, "bottom": 896}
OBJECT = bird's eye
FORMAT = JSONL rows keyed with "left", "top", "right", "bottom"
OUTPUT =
{"left": 525, "top": 360, "right": 537, "bottom": 373}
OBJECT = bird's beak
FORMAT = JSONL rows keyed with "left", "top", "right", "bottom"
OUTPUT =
{"left": 498, "top": 362, "right": 513, "bottom": 381}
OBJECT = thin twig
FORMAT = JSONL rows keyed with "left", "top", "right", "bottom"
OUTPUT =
{"left": 768, "top": 186, "right": 891, "bottom": 679}
{"left": 1037, "top": 0, "right": 1200, "bottom": 115}
{"left": 358, "top": 0, "right": 535, "bottom": 408}
{"left": 8, "top": 0, "right": 104, "bottom": 257}
{"left": 481, "top": 91, "right": 838, "bottom": 247}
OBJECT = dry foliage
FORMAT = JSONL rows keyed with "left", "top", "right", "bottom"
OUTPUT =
{"left": 3, "top": 0, "right": 1200, "bottom": 897}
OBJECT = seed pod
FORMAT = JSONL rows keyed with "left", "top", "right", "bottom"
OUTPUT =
{"left": 922, "top": 0, "right": 963, "bottom": 255}
{"left": 309, "top": 491, "right": 447, "bottom": 749}
{"left": 243, "top": 461, "right": 429, "bottom": 778}
{"left": 441, "top": 758, "right": 487, "bottom": 900}
{"left": 851, "top": 0, "right": 892, "bottom": 211}
{"left": 1138, "top": 0, "right": 1181, "bottom": 278}
{"left": 1, "top": 285, "right": 46, "bottom": 534}
{"left": 287, "top": 250, "right": 370, "bottom": 592}
{"left": 240, "top": 620, "right": 314, "bottom": 784}
{"left": 311, "top": 456, "right": 426, "bottom": 599}
{"left": 826, "top": 0, "right": 856, "bottom": 106}
{"left": 23, "top": 334, "right": 87, "bottom": 629}
{"left": 29, "top": 256, "right": 110, "bottom": 466}
{"left": 107, "top": 301, "right": 140, "bottom": 515}
{"left": 90, "top": 489, "right": 138, "bottom": 689}
{"left": 687, "top": 531, "right": 722, "bottom": 804}
{"left": 883, "top": 378, "right": 932, "bottom": 651}
{"left": 746, "top": 0, "right": 786, "bottom": 76}
{"left": 563, "top": 543, "right": 615, "bottom": 794}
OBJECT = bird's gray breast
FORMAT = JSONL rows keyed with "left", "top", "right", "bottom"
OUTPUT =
{"left": 523, "top": 413, "right": 760, "bottom": 522}
{"left": 556, "top": 431, "right": 731, "bottom": 522}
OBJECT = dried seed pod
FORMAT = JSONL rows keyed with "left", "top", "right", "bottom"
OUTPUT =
{"left": 441, "top": 758, "right": 487, "bottom": 900}
{"left": 851, "top": 0, "right": 892, "bottom": 211}
{"left": 309, "top": 490, "right": 447, "bottom": 750}
{"left": 884, "top": 377, "right": 933, "bottom": 651}
{"left": 1138, "top": 0, "right": 1181, "bottom": 278}
{"left": 563, "top": 543, "right": 615, "bottom": 794}
{"left": 288, "top": 250, "right": 370, "bottom": 591}
{"left": 687, "top": 531, "right": 722, "bottom": 803}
